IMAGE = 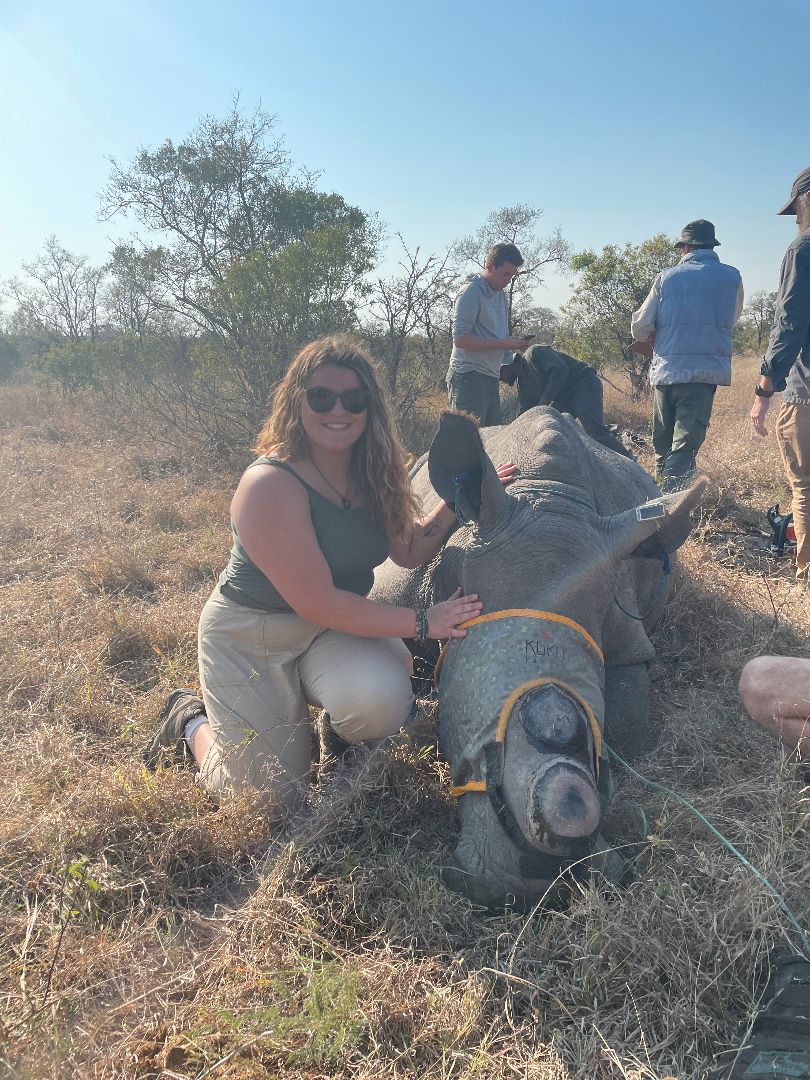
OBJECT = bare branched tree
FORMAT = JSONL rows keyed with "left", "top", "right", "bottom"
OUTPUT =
{"left": 557, "top": 235, "right": 679, "bottom": 398}
{"left": 3, "top": 237, "right": 104, "bottom": 347}
{"left": 736, "top": 290, "right": 777, "bottom": 352}
{"left": 103, "top": 243, "right": 175, "bottom": 340}
{"left": 364, "top": 236, "right": 454, "bottom": 396}
{"left": 451, "top": 204, "right": 570, "bottom": 330}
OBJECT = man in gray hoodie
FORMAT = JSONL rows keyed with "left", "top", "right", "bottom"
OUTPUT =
{"left": 446, "top": 242, "right": 533, "bottom": 426}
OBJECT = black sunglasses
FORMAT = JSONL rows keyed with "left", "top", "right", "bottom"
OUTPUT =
{"left": 305, "top": 386, "right": 369, "bottom": 414}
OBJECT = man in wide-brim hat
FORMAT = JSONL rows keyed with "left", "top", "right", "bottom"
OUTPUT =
{"left": 751, "top": 165, "right": 810, "bottom": 590}
{"left": 631, "top": 218, "right": 744, "bottom": 490}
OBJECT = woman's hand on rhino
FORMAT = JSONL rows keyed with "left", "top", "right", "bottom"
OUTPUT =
{"left": 495, "top": 462, "right": 518, "bottom": 486}
{"left": 428, "top": 587, "right": 483, "bottom": 639}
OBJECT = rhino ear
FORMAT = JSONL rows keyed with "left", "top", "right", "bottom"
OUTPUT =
{"left": 603, "top": 477, "right": 708, "bottom": 561}
{"left": 428, "top": 411, "right": 509, "bottom": 533}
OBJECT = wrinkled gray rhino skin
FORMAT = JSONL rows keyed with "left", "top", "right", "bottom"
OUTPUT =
{"left": 370, "top": 407, "right": 705, "bottom": 908}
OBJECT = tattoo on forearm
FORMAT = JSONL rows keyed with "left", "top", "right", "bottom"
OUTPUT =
{"left": 423, "top": 520, "right": 442, "bottom": 538}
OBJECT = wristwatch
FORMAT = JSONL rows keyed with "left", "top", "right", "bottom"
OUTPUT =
{"left": 754, "top": 385, "right": 775, "bottom": 398}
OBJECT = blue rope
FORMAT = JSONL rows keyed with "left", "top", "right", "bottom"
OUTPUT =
{"left": 607, "top": 745, "right": 810, "bottom": 960}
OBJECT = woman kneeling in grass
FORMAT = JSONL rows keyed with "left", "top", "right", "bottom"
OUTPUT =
{"left": 144, "top": 335, "right": 512, "bottom": 808}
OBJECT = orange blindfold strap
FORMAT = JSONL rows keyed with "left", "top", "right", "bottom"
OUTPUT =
{"left": 435, "top": 609, "right": 604, "bottom": 690}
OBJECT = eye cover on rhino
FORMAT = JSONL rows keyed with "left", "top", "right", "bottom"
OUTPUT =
{"left": 517, "top": 684, "right": 589, "bottom": 756}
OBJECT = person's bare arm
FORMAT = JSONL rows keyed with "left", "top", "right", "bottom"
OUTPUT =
{"left": 232, "top": 466, "right": 481, "bottom": 638}
{"left": 750, "top": 374, "right": 775, "bottom": 437}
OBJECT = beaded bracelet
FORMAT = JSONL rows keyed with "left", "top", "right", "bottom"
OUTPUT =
{"left": 413, "top": 606, "right": 429, "bottom": 642}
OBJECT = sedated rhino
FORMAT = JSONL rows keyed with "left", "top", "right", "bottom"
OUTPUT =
{"left": 371, "top": 406, "right": 705, "bottom": 908}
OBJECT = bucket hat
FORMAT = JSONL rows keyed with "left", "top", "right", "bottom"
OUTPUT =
{"left": 675, "top": 219, "right": 720, "bottom": 248}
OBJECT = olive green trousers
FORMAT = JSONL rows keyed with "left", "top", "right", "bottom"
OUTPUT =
{"left": 652, "top": 383, "right": 716, "bottom": 486}
{"left": 447, "top": 370, "right": 502, "bottom": 426}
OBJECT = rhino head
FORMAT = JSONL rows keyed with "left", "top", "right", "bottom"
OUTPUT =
{"left": 426, "top": 411, "right": 705, "bottom": 908}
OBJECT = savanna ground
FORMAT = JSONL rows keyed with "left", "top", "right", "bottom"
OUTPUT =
{"left": 0, "top": 356, "right": 808, "bottom": 1080}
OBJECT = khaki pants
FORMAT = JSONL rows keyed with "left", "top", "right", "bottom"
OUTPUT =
{"left": 775, "top": 402, "right": 810, "bottom": 583}
{"left": 197, "top": 591, "right": 414, "bottom": 804}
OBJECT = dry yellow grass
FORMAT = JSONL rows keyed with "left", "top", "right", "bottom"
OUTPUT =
{"left": 0, "top": 365, "right": 807, "bottom": 1079}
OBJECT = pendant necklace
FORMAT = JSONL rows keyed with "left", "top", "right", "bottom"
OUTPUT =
{"left": 310, "top": 460, "right": 352, "bottom": 509}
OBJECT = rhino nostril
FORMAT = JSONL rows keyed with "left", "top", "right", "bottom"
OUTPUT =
{"left": 559, "top": 787, "right": 589, "bottom": 821}
{"left": 527, "top": 763, "right": 601, "bottom": 840}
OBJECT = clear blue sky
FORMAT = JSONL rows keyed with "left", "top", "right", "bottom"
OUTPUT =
{"left": 1, "top": 0, "right": 808, "bottom": 311}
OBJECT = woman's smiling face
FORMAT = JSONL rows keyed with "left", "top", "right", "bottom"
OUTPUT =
{"left": 301, "top": 362, "right": 368, "bottom": 455}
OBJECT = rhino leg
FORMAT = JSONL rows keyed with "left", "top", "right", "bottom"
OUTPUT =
{"left": 603, "top": 663, "right": 651, "bottom": 762}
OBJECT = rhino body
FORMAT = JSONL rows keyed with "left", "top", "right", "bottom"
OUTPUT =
{"left": 371, "top": 407, "right": 703, "bottom": 907}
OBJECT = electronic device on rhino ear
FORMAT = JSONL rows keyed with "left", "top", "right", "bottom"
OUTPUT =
{"left": 635, "top": 501, "right": 665, "bottom": 522}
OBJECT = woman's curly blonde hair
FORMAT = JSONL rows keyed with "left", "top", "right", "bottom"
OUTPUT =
{"left": 254, "top": 335, "right": 421, "bottom": 538}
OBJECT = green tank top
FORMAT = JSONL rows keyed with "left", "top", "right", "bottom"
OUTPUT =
{"left": 218, "top": 457, "right": 391, "bottom": 613}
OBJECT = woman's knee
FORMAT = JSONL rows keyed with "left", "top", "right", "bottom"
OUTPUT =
{"left": 327, "top": 673, "right": 414, "bottom": 744}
